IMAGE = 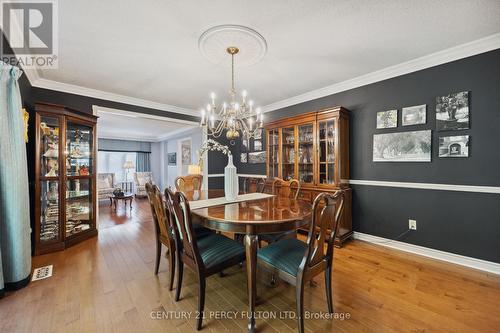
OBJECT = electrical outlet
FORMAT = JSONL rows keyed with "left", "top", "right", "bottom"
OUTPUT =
{"left": 409, "top": 219, "right": 417, "bottom": 230}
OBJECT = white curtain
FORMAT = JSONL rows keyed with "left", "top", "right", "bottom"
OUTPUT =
{"left": 0, "top": 62, "right": 31, "bottom": 296}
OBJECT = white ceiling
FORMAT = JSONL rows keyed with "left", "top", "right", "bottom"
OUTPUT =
{"left": 36, "top": 0, "right": 500, "bottom": 115}
{"left": 96, "top": 107, "right": 197, "bottom": 142}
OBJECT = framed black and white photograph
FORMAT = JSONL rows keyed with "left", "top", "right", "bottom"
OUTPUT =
{"left": 240, "top": 153, "right": 248, "bottom": 163}
{"left": 436, "top": 91, "right": 469, "bottom": 131}
{"left": 242, "top": 139, "right": 248, "bottom": 151}
{"left": 167, "top": 152, "right": 176, "bottom": 165}
{"left": 254, "top": 129, "right": 262, "bottom": 139}
{"left": 376, "top": 110, "right": 398, "bottom": 129}
{"left": 248, "top": 151, "right": 266, "bottom": 164}
{"left": 402, "top": 104, "right": 426, "bottom": 126}
{"left": 254, "top": 139, "right": 262, "bottom": 151}
{"left": 373, "top": 130, "right": 431, "bottom": 162}
{"left": 439, "top": 135, "right": 469, "bottom": 158}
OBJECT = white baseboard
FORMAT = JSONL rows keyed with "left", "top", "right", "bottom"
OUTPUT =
{"left": 353, "top": 232, "right": 500, "bottom": 275}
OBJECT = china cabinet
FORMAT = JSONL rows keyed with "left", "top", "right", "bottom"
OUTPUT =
{"left": 34, "top": 103, "right": 98, "bottom": 255}
{"left": 265, "top": 106, "right": 352, "bottom": 246}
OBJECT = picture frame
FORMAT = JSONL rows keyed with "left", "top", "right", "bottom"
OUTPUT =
{"left": 167, "top": 152, "right": 176, "bottom": 165}
{"left": 439, "top": 135, "right": 469, "bottom": 158}
{"left": 240, "top": 153, "right": 247, "bottom": 163}
{"left": 248, "top": 151, "right": 266, "bottom": 164}
{"left": 253, "top": 139, "right": 262, "bottom": 151}
{"left": 180, "top": 138, "right": 192, "bottom": 165}
{"left": 436, "top": 91, "right": 469, "bottom": 131}
{"left": 402, "top": 104, "right": 426, "bottom": 126}
{"left": 376, "top": 110, "right": 398, "bottom": 129}
{"left": 242, "top": 139, "right": 248, "bottom": 151}
{"left": 373, "top": 130, "right": 431, "bottom": 162}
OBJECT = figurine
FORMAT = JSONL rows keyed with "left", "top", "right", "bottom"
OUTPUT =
{"left": 74, "top": 179, "right": 80, "bottom": 194}
{"left": 70, "top": 145, "right": 83, "bottom": 158}
{"left": 40, "top": 122, "right": 51, "bottom": 136}
{"left": 74, "top": 129, "right": 83, "bottom": 143}
{"left": 43, "top": 142, "right": 58, "bottom": 158}
{"left": 45, "top": 159, "right": 58, "bottom": 177}
{"left": 48, "top": 182, "right": 58, "bottom": 201}
{"left": 79, "top": 164, "right": 89, "bottom": 176}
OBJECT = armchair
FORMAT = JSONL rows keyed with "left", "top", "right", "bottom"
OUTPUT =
{"left": 97, "top": 173, "right": 116, "bottom": 200}
{"left": 133, "top": 172, "right": 154, "bottom": 197}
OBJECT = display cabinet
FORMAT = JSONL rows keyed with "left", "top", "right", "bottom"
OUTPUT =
{"left": 265, "top": 106, "right": 352, "bottom": 246}
{"left": 34, "top": 103, "right": 98, "bottom": 255}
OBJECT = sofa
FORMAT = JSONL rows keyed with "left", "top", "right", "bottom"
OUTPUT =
{"left": 98, "top": 173, "right": 116, "bottom": 200}
{"left": 133, "top": 172, "right": 154, "bottom": 197}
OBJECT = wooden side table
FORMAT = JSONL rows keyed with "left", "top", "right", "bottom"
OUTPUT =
{"left": 110, "top": 193, "right": 133, "bottom": 211}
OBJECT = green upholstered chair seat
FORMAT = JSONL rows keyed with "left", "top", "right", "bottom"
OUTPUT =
{"left": 197, "top": 233, "right": 245, "bottom": 269}
{"left": 257, "top": 238, "right": 307, "bottom": 277}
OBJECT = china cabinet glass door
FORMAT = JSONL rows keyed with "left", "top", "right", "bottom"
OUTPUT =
{"left": 40, "top": 116, "right": 60, "bottom": 178}
{"left": 297, "top": 123, "right": 314, "bottom": 184}
{"left": 65, "top": 121, "right": 94, "bottom": 237}
{"left": 39, "top": 115, "right": 61, "bottom": 243}
{"left": 281, "top": 127, "right": 295, "bottom": 180}
{"left": 318, "top": 119, "right": 335, "bottom": 185}
{"left": 267, "top": 129, "right": 279, "bottom": 179}
{"left": 66, "top": 122, "right": 93, "bottom": 177}
{"left": 40, "top": 180, "right": 60, "bottom": 243}
{"left": 66, "top": 178, "right": 93, "bottom": 236}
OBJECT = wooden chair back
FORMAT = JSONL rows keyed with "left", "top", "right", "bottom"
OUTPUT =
{"left": 175, "top": 175, "right": 203, "bottom": 193}
{"left": 272, "top": 178, "right": 301, "bottom": 200}
{"left": 165, "top": 188, "right": 204, "bottom": 271}
{"left": 243, "top": 177, "right": 266, "bottom": 194}
{"left": 299, "top": 191, "right": 345, "bottom": 278}
{"left": 145, "top": 182, "right": 172, "bottom": 243}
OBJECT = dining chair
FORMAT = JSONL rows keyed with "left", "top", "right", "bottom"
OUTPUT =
{"left": 272, "top": 178, "right": 301, "bottom": 200}
{"left": 174, "top": 174, "right": 203, "bottom": 193}
{"left": 260, "top": 178, "right": 302, "bottom": 245}
{"left": 145, "top": 182, "right": 176, "bottom": 290}
{"left": 165, "top": 188, "right": 246, "bottom": 330}
{"left": 257, "top": 190, "right": 345, "bottom": 333}
{"left": 243, "top": 177, "right": 266, "bottom": 193}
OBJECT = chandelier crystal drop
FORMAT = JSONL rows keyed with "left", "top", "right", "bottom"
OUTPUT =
{"left": 200, "top": 46, "right": 263, "bottom": 142}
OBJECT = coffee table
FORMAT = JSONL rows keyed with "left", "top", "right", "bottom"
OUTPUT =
{"left": 110, "top": 193, "right": 133, "bottom": 211}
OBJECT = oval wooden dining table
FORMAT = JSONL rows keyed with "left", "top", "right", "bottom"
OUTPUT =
{"left": 184, "top": 190, "right": 312, "bottom": 333}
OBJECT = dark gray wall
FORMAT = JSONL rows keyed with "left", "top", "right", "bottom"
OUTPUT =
{"left": 209, "top": 49, "right": 500, "bottom": 263}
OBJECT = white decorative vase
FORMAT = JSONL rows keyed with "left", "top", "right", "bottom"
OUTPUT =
{"left": 224, "top": 154, "right": 238, "bottom": 201}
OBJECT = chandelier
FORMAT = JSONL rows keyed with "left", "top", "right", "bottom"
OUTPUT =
{"left": 200, "top": 46, "right": 263, "bottom": 141}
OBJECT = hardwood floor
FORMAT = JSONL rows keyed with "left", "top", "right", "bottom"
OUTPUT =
{"left": 1, "top": 198, "right": 499, "bottom": 332}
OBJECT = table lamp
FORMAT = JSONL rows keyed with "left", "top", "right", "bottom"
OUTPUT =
{"left": 123, "top": 160, "right": 135, "bottom": 181}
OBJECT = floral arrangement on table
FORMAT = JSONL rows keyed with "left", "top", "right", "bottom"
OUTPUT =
{"left": 196, "top": 139, "right": 231, "bottom": 171}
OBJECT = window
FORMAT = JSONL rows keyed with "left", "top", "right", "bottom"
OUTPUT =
{"left": 98, "top": 151, "right": 137, "bottom": 182}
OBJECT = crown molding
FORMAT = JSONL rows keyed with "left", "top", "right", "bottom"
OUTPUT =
{"left": 27, "top": 77, "right": 200, "bottom": 118}
{"left": 18, "top": 32, "right": 500, "bottom": 118}
{"left": 262, "top": 32, "right": 500, "bottom": 112}
{"left": 97, "top": 134, "right": 159, "bottom": 142}
{"left": 98, "top": 126, "right": 197, "bottom": 143}
{"left": 95, "top": 106, "right": 199, "bottom": 126}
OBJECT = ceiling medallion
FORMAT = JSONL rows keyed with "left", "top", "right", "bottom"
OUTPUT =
{"left": 198, "top": 25, "right": 267, "bottom": 67}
